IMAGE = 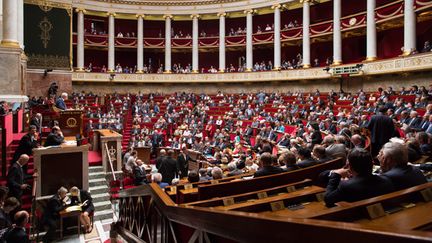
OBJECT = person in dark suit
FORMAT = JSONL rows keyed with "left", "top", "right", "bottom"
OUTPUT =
{"left": 254, "top": 152, "right": 284, "bottom": 178}
{"left": 133, "top": 159, "right": 147, "bottom": 185}
{"left": 378, "top": 142, "right": 427, "bottom": 191}
{"left": 406, "top": 111, "right": 422, "bottom": 130}
{"left": 0, "top": 197, "right": 20, "bottom": 229}
{"left": 297, "top": 147, "right": 318, "bottom": 168}
{"left": 277, "top": 134, "right": 290, "bottom": 147}
{"left": 44, "top": 126, "right": 64, "bottom": 147}
{"left": 367, "top": 107, "right": 397, "bottom": 156}
{"left": 12, "top": 125, "right": 38, "bottom": 167}
{"left": 30, "top": 113, "right": 42, "bottom": 133}
{"left": 70, "top": 186, "right": 95, "bottom": 233}
{"left": 55, "top": 93, "right": 68, "bottom": 110}
{"left": 312, "top": 145, "right": 332, "bottom": 163}
{"left": 4, "top": 210, "right": 30, "bottom": 243}
{"left": 177, "top": 147, "right": 191, "bottom": 178}
{"left": 309, "top": 123, "right": 323, "bottom": 146}
{"left": 324, "top": 148, "right": 394, "bottom": 207}
{"left": 279, "top": 151, "right": 299, "bottom": 172}
{"left": 7, "top": 154, "right": 34, "bottom": 203}
{"left": 42, "top": 187, "right": 68, "bottom": 243}
{"left": 158, "top": 150, "right": 179, "bottom": 184}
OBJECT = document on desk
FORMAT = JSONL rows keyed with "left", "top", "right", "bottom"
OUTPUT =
{"left": 65, "top": 205, "right": 82, "bottom": 212}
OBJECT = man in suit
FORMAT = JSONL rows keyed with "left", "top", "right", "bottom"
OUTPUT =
{"left": 418, "top": 114, "right": 431, "bottom": 131}
{"left": 42, "top": 187, "right": 68, "bottom": 242}
{"left": 379, "top": 142, "right": 427, "bottom": 190}
{"left": 324, "top": 148, "right": 394, "bottom": 207}
{"left": 323, "top": 135, "right": 347, "bottom": 160}
{"left": 7, "top": 154, "right": 34, "bottom": 203}
{"left": 69, "top": 186, "right": 95, "bottom": 233}
{"left": 254, "top": 152, "right": 284, "bottom": 178}
{"left": 177, "top": 147, "right": 191, "bottom": 178}
{"left": 297, "top": 147, "right": 318, "bottom": 168}
{"left": 367, "top": 107, "right": 397, "bottom": 156}
{"left": 158, "top": 150, "right": 179, "bottom": 184}
{"left": 44, "top": 126, "right": 64, "bottom": 147}
{"left": 133, "top": 159, "right": 147, "bottom": 185}
{"left": 4, "top": 210, "right": 30, "bottom": 243}
{"left": 55, "top": 92, "right": 68, "bottom": 110}
{"left": 312, "top": 145, "right": 332, "bottom": 163}
{"left": 406, "top": 110, "right": 422, "bottom": 130}
{"left": 12, "top": 125, "right": 38, "bottom": 165}
{"left": 30, "top": 113, "right": 42, "bottom": 133}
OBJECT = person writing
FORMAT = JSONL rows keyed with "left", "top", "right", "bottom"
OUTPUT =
{"left": 42, "top": 187, "right": 68, "bottom": 242}
{"left": 44, "top": 126, "right": 64, "bottom": 147}
{"left": 69, "top": 186, "right": 95, "bottom": 233}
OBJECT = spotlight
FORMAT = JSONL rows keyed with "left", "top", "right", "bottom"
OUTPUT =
{"left": 43, "top": 69, "right": 53, "bottom": 77}
{"left": 323, "top": 67, "right": 330, "bottom": 72}
{"left": 356, "top": 63, "right": 364, "bottom": 69}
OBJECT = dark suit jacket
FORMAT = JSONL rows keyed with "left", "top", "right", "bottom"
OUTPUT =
{"left": 324, "top": 173, "right": 394, "bottom": 207}
{"left": 176, "top": 153, "right": 190, "bottom": 178}
{"left": 310, "top": 130, "right": 323, "bottom": 145}
{"left": 70, "top": 190, "right": 95, "bottom": 213}
{"left": 4, "top": 227, "right": 29, "bottom": 243}
{"left": 12, "top": 133, "right": 38, "bottom": 162}
{"left": 367, "top": 114, "right": 396, "bottom": 146}
{"left": 30, "top": 117, "right": 41, "bottom": 132}
{"left": 43, "top": 194, "right": 66, "bottom": 223}
{"left": 6, "top": 163, "right": 30, "bottom": 201}
{"left": 55, "top": 98, "right": 66, "bottom": 110}
{"left": 157, "top": 156, "right": 178, "bottom": 184}
{"left": 407, "top": 117, "right": 422, "bottom": 129}
{"left": 133, "top": 165, "right": 147, "bottom": 185}
{"left": 44, "top": 133, "right": 64, "bottom": 147}
{"left": 253, "top": 166, "right": 284, "bottom": 178}
{"left": 381, "top": 165, "right": 427, "bottom": 191}
{"left": 297, "top": 158, "right": 318, "bottom": 168}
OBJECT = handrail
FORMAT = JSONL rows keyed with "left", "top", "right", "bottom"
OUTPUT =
{"left": 30, "top": 172, "right": 38, "bottom": 240}
{"left": 105, "top": 143, "right": 116, "bottom": 181}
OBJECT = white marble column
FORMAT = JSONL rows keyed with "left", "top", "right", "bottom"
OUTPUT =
{"left": 218, "top": 12, "right": 226, "bottom": 72}
{"left": 245, "top": 9, "right": 254, "bottom": 71}
{"left": 192, "top": 14, "right": 199, "bottom": 73}
{"left": 136, "top": 14, "right": 144, "bottom": 73}
{"left": 272, "top": 4, "right": 281, "bottom": 70}
{"left": 17, "top": 0, "right": 24, "bottom": 49}
{"left": 164, "top": 15, "right": 172, "bottom": 73}
{"left": 1, "top": 0, "right": 19, "bottom": 48}
{"left": 107, "top": 12, "right": 116, "bottom": 72}
{"left": 76, "top": 8, "right": 86, "bottom": 71}
{"left": 403, "top": 0, "right": 416, "bottom": 55}
{"left": 333, "top": 0, "right": 342, "bottom": 65}
{"left": 366, "top": 0, "right": 377, "bottom": 61}
{"left": 302, "top": 0, "right": 311, "bottom": 68}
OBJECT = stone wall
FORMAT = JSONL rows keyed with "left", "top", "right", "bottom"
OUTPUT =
{"left": 26, "top": 69, "right": 72, "bottom": 97}
{"left": 0, "top": 47, "right": 25, "bottom": 95}
{"left": 71, "top": 71, "right": 432, "bottom": 95}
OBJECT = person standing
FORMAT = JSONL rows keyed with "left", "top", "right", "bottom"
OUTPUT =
{"left": 12, "top": 125, "right": 38, "bottom": 165}
{"left": 55, "top": 93, "right": 68, "bottom": 110}
{"left": 177, "top": 147, "right": 191, "bottom": 179}
{"left": 7, "top": 155, "right": 35, "bottom": 203}
{"left": 367, "top": 107, "right": 397, "bottom": 156}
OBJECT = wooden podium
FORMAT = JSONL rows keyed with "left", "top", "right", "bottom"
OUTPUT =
{"left": 33, "top": 144, "right": 89, "bottom": 197}
{"left": 59, "top": 110, "right": 83, "bottom": 137}
{"left": 135, "top": 147, "right": 151, "bottom": 164}
{"left": 93, "top": 129, "right": 122, "bottom": 173}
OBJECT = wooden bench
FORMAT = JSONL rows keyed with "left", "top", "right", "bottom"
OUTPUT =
{"left": 197, "top": 157, "right": 344, "bottom": 201}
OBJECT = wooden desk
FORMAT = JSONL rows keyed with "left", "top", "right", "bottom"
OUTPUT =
{"left": 59, "top": 209, "right": 81, "bottom": 239}
{"left": 259, "top": 201, "right": 328, "bottom": 219}
{"left": 135, "top": 146, "right": 151, "bottom": 164}
{"left": 93, "top": 129, "right": 122, "bottom": 173}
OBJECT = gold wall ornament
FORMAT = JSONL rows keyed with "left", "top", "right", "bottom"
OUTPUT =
{"left": 66, "top": 117, "right": 78, "bottom": 128}
{"left": 38, "top": 1, "right": 53, "bottom": 12}
{"left": 39, "top": 16, "right": 53, "bottom": 49}
{"left": 24, "top": 0, "right": 71, "bottom": 10}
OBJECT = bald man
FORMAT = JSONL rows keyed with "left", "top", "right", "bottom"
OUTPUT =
{"left": 4, "top": 211, "right": 29, "bottom": 243}
{"left": 7, "top": 154, "right": 33, "bottom": 202}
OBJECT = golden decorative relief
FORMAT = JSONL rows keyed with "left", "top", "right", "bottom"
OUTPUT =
{"left": 28, "top": 53, "right": 70, "bottom": 69}
{"left": 24, "top": 0, "right": 71, "bottom": 10}
{"left": 91, "top": 0, "right": 242, "bottom": 6}
{"left": 39, "top": 17, "right": 53, "bottom": 49}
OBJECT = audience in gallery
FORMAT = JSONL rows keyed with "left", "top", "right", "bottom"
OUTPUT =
{"left": 113, "top": 85, "right": 431, "bottom": 206}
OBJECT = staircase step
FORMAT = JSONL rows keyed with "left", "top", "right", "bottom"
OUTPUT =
{"left": 89, "top": 178, "right": 107, "bottom": 187}
{"left": 89, "top": 166, "right": 104, "bottom": 173}
{"left": 94, "top": 209, "right": 114, "bottom": 221}
{"left": 92, "top": 192, "right": 111, "bottom": 202}
{"left": 89, "top": 185, "right": 109, "bottom": 194}
{"left": 94, "top": 201, "right": 112, "bottom": 211}
{"left": 89, "top": 171, "right": 106, "bottom": 179}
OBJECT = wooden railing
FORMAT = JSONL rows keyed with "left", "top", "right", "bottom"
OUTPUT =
{"left": 114, "top": 183, "right": 432, "bottom": 243}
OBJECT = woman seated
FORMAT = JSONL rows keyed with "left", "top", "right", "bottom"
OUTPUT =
{"left": 69, "top": 186, "right": 95, "bottom": 233}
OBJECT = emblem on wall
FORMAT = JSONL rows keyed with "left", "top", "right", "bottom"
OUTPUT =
{"left": 66, "top": 118, "right": 78, "bottom": 128}
{"left": 39, "top": 16, "right": 53, "bottom": 49}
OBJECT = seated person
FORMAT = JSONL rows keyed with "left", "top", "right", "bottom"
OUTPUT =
{"left": 279, "top": 151, "right": 299, "bottom": 172}
{"left": 151, "top": 173, "right": 169, "bottom": 188}
{"left": 226, "top": 162, "right": 243, "bottom": 177}
{"left": 378, "top": 142, "right": 427, "bottom": 191}
{"left": 0, "top": 197, "right": 20, "bottom": 229}
{"left": 42, "top": 187, "right": 68, "bottom": 242}
{"left": 4, "top": 211, "right": 30, "bottom": 243}
{"left": 69, "top": 186, "right": 95, "bottom": 233}
{"left": 187, "top": 170, "right": 200, "bottom": 183}
{"left": 254, "top": 152, "right": 284, "bottom": 178}
{"left": 44, "top": 126, "right": 64, "bottom": 147}
{"left": 133, "top": 159, "right": 147, "bottom": 185}
{"left": 324, "top": 148, "right": 394, "bottom": 207}
{"left": 211, "top": 167, "right": 224, "bottom": 180}
{"left": 297, "top": 147, "right": 318, "bottom": 168}
{"left": 312, "top": 145, "right": 332, "bottom": 163}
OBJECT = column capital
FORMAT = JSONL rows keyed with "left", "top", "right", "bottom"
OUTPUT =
{"left": 244, "top": 9, "right": 257, "bottom": 15}
{"left": 136, "top": 14, "right": 145, "bottom": 19}
{"left": 217, "top": 12, "right": 227, "bottom": 17}
{"left": 271, "top": 4, "right": 282, "bottom": 10}
{"left": 163, "top": 14, "right": 173, "bottom": 19}
{"left": 190, "top": 14, "right": 200, "bottom": 19}
{"left": 75, "top": 8, "right": 86, "bottom": 14}
{"left": 107, "top": 12, "right": 116, "bottom": 17}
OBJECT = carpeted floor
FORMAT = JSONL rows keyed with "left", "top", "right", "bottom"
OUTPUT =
{"left": 88, "top": 151, "right": 102, "bottom": 166}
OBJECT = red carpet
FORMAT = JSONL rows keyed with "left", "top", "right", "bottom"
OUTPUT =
{"left": 88, "top": 151, "right": 102, "bottom": 166}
